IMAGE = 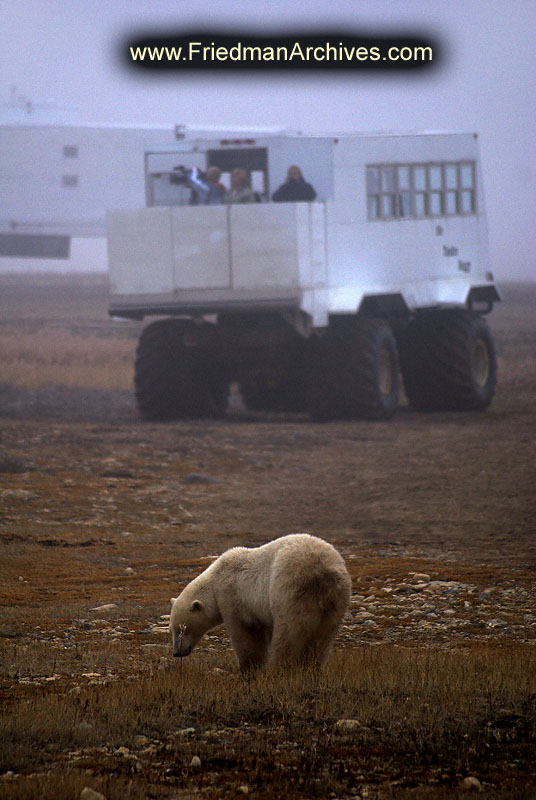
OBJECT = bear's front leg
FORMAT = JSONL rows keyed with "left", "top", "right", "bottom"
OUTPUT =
{"left": 226, "top": 620, "right": 270, "bottom": 672}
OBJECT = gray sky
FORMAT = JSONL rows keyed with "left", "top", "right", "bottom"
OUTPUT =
{"left": 1, "top": 0, "right": 534, "bottom": 280}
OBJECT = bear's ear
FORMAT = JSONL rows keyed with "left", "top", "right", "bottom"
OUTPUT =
{"left": 190, "top": 599, "right": 204, "bottom": 612}
{"left": 170, "top": 597, "right": 177, "bottom": 605}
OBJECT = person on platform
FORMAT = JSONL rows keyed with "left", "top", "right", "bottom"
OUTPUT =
{"left": 225, "top": 168, "right": 255, "bottom": 203}
{"left": 272, "top": 165, "right": 317, "bottom": 203}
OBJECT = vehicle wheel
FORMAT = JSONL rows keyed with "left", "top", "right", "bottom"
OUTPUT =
{"left": 134, "top": 320, "right": 216, "bottom": 420}
{"left": 242, "top": 362, "right": 307, "bottom": 412}
{"left": 242, "top": 363, "right": 284, "bottom": 411}
{"left": 400, "top": 310, "right": 497, "bottom": 411}
{"left": 308, "top": 317, "right": 399, "bottom": 421}
{"left": 202, "top": 366, "right": 229, "bottom": 419}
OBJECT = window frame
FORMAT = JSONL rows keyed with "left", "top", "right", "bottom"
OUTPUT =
{"left": 366, "top": 160, "right": 477, "bottom": 222}
{"left": 62, "top": 145, "right": 79, "bottom": 158}
{"left": 61, "top": 174, "right": 79, "bottom": 188}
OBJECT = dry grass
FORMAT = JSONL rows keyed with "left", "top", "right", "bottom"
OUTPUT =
{"left": 0, "top": 273, "right": 535, "bottom": 799}
{"left": 0, "top": 271, "right": 140, "bottom": 390}
{"left": 0, "top": 328, "right": 136, "bottom": 390}
{"left": 1, "top": 645, "right": 535, "bottom": 799}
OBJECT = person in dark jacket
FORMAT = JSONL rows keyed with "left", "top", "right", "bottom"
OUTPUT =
{"left": 272, "top": 165, "right": 317, "bottom": 202}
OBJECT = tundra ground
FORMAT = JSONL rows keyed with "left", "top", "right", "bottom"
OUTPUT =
{"left": 0, "top": 274, "right": 534, "bottom": 799}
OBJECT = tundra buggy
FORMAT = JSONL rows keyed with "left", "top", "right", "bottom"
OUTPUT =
{"left": 106, "top": 129, "right": 500, "bottom": 421}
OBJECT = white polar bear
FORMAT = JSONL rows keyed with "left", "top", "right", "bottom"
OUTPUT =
{"left": 169, "top": 533, "right": 351, "bottom": 672}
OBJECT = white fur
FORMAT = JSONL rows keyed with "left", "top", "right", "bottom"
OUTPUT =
{"left": 169, "top": 533, "right": 351, "bottom": 671}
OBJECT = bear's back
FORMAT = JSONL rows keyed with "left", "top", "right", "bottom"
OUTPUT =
{"left": 266, "top": 534, "right": 351, "bottom": 614}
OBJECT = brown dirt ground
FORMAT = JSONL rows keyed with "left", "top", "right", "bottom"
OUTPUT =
{"left": 0, "top": 274, "right": 535, "bottom": 798}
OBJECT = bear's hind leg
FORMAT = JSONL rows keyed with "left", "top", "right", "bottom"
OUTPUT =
{"left": 227, "top": 620, "right": 270, "bottom": 673}
{"left": 267, "top": 615, "right": 339, "bottom": 670}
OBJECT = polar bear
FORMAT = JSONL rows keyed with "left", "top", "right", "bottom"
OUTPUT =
{"left": 169, "top": 533, "right": 351, "bottom": 672}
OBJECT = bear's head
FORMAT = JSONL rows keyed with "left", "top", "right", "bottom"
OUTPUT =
{"left": 169, "top": 593, "right": 211, "bottom": 658}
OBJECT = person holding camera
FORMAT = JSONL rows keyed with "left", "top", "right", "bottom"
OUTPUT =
{"left": 188, "top": 166, "right": 226, "bottom": 205}
{"left": 171, "top": 165, "right": 225, "bottom": 205}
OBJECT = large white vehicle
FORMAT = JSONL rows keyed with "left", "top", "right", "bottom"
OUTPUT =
{"left": 0, "top": 122, "right": 500, "bottom": 420}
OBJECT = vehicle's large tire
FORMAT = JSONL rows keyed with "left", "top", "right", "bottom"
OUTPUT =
{"left": 242, "top": 363, "right": 285, "bottom": 411}
{"left": 400, "top": 310, "right": 497, "bottom": 411}
{"left": 135, "top": 320, "right": 222, "bottom": 421}
{"left": 308, "top": 317, "right": 400, "bottom": 421}
{"left": 242, "top": 361, "right": 307, "bottom": 412}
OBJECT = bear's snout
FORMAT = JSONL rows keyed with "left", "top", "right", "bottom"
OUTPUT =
{"left": 173, "top": 644, "right": 192, "bottom": 658}
{"left": 171, "top": 621, "right": 193, "bottom": 658}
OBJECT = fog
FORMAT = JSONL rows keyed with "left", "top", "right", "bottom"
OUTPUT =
{"left": 1, "top": 0, "right": 534, "bottom": 281}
